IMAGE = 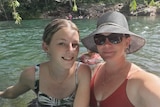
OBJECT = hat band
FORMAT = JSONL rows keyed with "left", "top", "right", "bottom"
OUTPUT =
{"left": 97, "top": 22, "right": 128, "bottom": 31}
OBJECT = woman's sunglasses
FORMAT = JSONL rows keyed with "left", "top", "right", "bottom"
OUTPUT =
{"left": 94, "top": 33, "right": 129, "bottom": 45}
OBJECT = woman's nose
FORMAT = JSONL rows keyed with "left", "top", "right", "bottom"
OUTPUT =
{"left": 104, "top": 38, "right": 112, "bottom": 45}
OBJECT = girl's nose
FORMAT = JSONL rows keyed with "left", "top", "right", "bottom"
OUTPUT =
{"left": 68, "top": 43, "right": 74, "bottom": 51}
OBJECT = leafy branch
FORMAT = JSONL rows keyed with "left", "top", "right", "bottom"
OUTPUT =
{"left": 9, "top": 0, "right": 22, "bottom": 24}
{"left": 130, "top": 0, "right": 137, "bottom": 11}
{"left": 72, "top": 0, "right": 77, "bottom": 12}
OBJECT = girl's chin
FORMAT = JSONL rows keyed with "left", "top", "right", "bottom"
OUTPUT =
{"left": 63, "top": 61, "right": 75, "bottom": 67}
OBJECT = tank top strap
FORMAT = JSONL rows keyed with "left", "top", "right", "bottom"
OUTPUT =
{"left": 93, "top": 64, "right": 102, "bottom": 80}
{"left": 34, "top": 64, "right": 40, "bottom": 94}
{"left": 75, "top": 62, "right": 81, "bottom": 87}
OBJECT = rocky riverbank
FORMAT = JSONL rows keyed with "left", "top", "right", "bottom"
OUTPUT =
{"left": 40, "top": 2, "right": 160, "bottom": 20}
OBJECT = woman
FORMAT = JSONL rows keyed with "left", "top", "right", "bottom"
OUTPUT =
{"left": 81, "top": 11, "right": 160, "bottom": 107}
{"left": 0, "top": 19, "right": 91, "bottom": 107}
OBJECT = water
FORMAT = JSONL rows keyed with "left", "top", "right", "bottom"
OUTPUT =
{"left": 0, "top": 16, "right": 160, "bottom": 106}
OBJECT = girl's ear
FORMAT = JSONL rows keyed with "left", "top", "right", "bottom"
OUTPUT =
{"left": 42, "top": 42, "right": 49, "bottom": 52}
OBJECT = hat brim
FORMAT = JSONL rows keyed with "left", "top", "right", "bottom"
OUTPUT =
{"left": 81, "top": 24, "right": 145, "bottom": 54}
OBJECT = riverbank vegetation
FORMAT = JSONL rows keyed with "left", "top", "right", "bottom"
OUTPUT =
{"left": 1, "top": 0, "right": 160, "bottom": 24}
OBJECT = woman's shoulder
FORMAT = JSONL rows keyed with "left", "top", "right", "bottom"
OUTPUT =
{"left": 127, "top": 63, "right": 160, "bottom": 92}
{"left": 127, "top": 63, "right": 160, "bottom": 106}
{"left": 128, "top": 63, "right": 159, "bottom": 80}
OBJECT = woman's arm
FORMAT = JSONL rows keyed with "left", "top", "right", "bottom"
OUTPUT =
{"left": 138, "top": 73, "right": 160, "bottom": 107}
{"left": 128, "top": 71, "right": 160, "bottom": 107}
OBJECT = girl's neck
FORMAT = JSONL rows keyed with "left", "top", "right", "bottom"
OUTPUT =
{"left": 47, "top": 61, "right": 74, "bottom": 83}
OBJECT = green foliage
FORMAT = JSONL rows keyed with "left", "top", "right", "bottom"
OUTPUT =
{"left": 149, "top": 0, "right": 155, "bottom": 6}
{"left": 9, "top": 0, "right": 22, "bottom": 24}
{"left": 144, "top": 0, "right": 160, "bottom": 8}
{"left": 155, "top": 1, "right": 160, "bottom": 8}
{"left": 130, "top": 0, "right": 137, "bottom": 11}
{"left": 9, "top": 0, "right": 20, "bottom": 8}
{"left": 1, "top": 0, "right": 160, "bottom": 21}
{"left": 12, "top": 11, "right": 22, "bottom": 24}
{"left": 72, "top": 0, "right": 78, "bottom": 12}
{"left": 152, "top": 0, "right": 160, "bottom": 8}
{"left": 144, "top": 0, "right": 148, "bottom": 5}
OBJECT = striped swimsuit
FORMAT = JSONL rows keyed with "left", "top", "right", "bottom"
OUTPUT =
{"left": 28, "top": 63, "right": 80, "bottom": 107}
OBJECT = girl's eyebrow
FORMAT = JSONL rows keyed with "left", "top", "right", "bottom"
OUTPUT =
{"left": 58, "top": 38, "right": 79, "bottom": 42}
{"left": 56, "top": 38, "right": 66, "bottom": 41}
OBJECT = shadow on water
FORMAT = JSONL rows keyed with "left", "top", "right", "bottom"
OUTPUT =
{"left": 0, "top": 16, "right": 160, "bottom": 106}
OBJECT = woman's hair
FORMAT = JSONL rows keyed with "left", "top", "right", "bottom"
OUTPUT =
{"left": 42, "top": 19, "right": 79, "bottom": 45}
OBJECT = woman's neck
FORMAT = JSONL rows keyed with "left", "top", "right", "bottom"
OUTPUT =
{"left": 104, "top": 60, "right": 131, "bottom": 75}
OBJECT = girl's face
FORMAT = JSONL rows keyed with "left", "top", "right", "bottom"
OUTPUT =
{"left": 43, "top": 27, "right": 79, "bottom": 69}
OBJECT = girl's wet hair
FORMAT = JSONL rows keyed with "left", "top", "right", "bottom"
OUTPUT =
{"left": 42, "top": 19, "right": 79, "bottom": 45}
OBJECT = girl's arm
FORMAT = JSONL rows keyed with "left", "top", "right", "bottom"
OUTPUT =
{"left": 73, "top": 64, "right": 91, "bottom": 107}
{"left": 0, "top": 67, "right": 35, "bottom": 99}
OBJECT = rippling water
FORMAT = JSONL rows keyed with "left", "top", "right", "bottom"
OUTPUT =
{"left": 0, "top": 16, "right": 160, "bottom": 106}
{"left": 127, "top": 16, "right": 160, "bottom": 75}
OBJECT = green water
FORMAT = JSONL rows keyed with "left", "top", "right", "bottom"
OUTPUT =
{"left": 0, "top": 16, "right": 160, "bottom": 106}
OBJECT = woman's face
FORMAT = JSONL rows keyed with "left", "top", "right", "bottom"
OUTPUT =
{"left": 43, "top": 27, "right": 79, "bottom": 68}
{"left": 96, "top": 33, "right": 130, "bottom": 61}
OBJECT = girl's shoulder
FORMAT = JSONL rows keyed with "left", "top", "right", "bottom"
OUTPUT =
{"left": 21, "top": 66, "right": 36, "bottom": 79}
{"left": 77, "top": 62, "right": 91, "bottom": 77}
{"left": 20, "top": 65, "right": 41, "bottom": 90}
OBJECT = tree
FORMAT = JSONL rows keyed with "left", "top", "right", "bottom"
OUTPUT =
{"left": 0, "top": 0, "right": 22, "bottom": 24}
{"left": 0, "top": 0, "right": 8, "bottom": 20}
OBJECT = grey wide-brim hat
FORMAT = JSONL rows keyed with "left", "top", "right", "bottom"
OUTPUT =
{"left": 81, "top": 11, "right": 145, "bottom": 54}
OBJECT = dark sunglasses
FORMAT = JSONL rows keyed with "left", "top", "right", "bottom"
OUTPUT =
{"left": 94, "top": 33, "right": 129, "bottom": 45}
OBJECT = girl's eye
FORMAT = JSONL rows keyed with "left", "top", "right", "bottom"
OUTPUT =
{"left": 58, "top": 42, "right": 65, "bottom": 46}
{"left": 58, "top": 42, "right": 79, "bottom": 49}
{"left": 72, "top": 43, "right": 79, "bottom": 48}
